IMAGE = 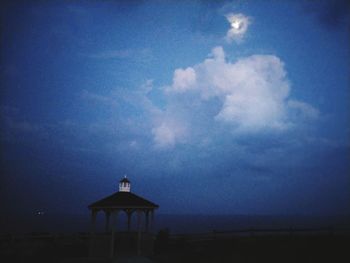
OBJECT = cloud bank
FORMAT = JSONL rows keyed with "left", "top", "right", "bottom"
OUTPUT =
{"left": 152, "top": 46, "right": 318, "bottom": 147}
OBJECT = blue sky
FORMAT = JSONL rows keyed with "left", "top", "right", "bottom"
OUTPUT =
{"left": 1, "top": 0, "right": 349, "bottom": 216}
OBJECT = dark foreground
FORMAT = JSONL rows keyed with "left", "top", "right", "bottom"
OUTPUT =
{"left": 1, "top": 232, "right": 349, "bottom": 263}
{"left": 153, "top": 234, "right": 350, "bottom": 263}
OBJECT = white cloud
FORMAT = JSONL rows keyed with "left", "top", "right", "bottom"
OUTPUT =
{"left": 225, "top": 13, "right": 251, "bottom": 43}
{"left": 152, "top": 119, "right": 188, "bottom": 149}
{"left": 211, "top": 46, "right": 225, "bottom": 61}
{"left": 211, "top": 54, "right": 290, "bottom": 131}
{"left": 172, "top": 67, "right": 197, "bottom": 93}
{"left": 81, "top": 89, "right": 118, "bottom": 107}
{"left": 167, "top": 46, "right": 317, "bottom": 134}
{"left": 140, "top": 79, "right": 153, "bottom": 94}
{"left": 216, "top": 93, "right": 287, "bottom": 131}
{"left": 288, "top": 100, "right": 319, "bottom": 120}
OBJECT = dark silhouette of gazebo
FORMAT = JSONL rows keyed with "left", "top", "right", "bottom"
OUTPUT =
{"left": 88, "top": 176, "right": 159, "bottom": 257}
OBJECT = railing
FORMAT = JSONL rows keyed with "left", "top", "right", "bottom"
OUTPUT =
{"left": 0, "top": 231, "right": 154, "bottom": 243}
{"left": 1, "top": 227, "right": 349, "bottom": 243}
{"left": 170, "top": 227, "right": 350, "bottom": 241}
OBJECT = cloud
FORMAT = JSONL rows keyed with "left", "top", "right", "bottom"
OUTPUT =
{"left": 81, "top": 89, "right": 118, "bottom": 107}
{"left": 225, "top": 13, "right": 251, "bottom": 43}
{"left": 86, "top": 48, "right": 153, "bottom": 62}
{"left": 213, "top": 54, "right": 290, "bottom": 131}
{"left": 152, "top": 118, "right": 188, "bottom": 149}
{"left": 288, "top": 100, "right": 319, "bottom": 120}
{"left": 165, "top": 46, "right": 317, "bottom": 135}
{"left": 6, "top": 120, "right": 43, "bottom": 133}
{"left": 0, "top": 105, "right": 46, "bottom": 141}
{"left": 78, "top": 48, "right": 318, "bottom": 151}
{"left": 172, "top": 67, "right": 197, "bottom": 93}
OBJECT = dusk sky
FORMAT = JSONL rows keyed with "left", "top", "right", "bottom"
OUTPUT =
{"left": 1, "top": 0, "right": 349, "bottom": 216}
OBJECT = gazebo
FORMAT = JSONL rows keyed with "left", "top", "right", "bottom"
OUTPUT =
{"left": 88, "top": 176, "right": 159, "bottom": 257}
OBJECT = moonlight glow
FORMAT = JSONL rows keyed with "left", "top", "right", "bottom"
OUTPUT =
{"left": 225, "top": 13, "right": 250, "bottom": 42}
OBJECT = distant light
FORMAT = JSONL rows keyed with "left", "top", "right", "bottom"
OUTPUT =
{"left": 36, "top": 211, "right": 45, "bottom": 216}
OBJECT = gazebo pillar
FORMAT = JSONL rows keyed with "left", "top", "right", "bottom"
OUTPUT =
{"left": 127, "top": 210, "right": 132, "bottom": 232}
{"left": 90, "top": 210, "right": 97, "bottom": 233}
{"left": 105, "top": 211, "right": 111, "bottom": 232}
{"left": 137, "top": 210, "right": 142, "bottom": 255}
{"left": 89, "top": 210, "right": 97, "bottom": 257}
{"left": 150, "top": 210, "right": 155, "bottom": 232}
{"left": 110, "top": 210, "right": 118, "bottom": 258}
{"left": 145, "top": 210, "right": 150, "bottom": 232}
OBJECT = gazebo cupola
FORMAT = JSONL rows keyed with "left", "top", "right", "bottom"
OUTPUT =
{"left": 119, "top": 175, "right": 130, "bottom": 192}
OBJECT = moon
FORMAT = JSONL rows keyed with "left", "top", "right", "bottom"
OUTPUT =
{"left": 231, "top": 20, "right": 241, "bottom": 30}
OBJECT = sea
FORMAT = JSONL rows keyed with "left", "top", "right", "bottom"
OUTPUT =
{"left": 1, "top": 213, "right": 349, "bottom": 235}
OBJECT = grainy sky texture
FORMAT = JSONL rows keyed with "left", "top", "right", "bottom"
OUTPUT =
{"left": 1, "top": 0, "right": 349, "bottom": 215}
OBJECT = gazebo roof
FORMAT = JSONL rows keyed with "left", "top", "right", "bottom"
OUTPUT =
{"left": 88, "top": 191, "right": 159, "bottom": 210}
